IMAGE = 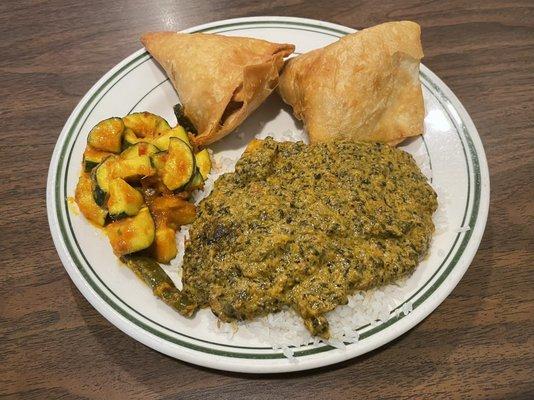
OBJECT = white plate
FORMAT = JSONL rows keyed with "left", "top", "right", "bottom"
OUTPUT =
{"left": 47, "top": 16, "right": 490, "bottom": 373}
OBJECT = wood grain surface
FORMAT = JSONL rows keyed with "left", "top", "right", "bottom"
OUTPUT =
{"left": 1, "top": 0, "right": 533, "bottom": 399}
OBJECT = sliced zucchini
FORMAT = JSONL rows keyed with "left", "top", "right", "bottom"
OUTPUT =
{"left": 185, "top": 170, "right": 204, "bottom": 191}
{"left": 194, "top": 149, "right": 212, "bottom": 179}
{"left": 87, "top": 117, "right": 124, "bottom": 153}
{"left": 122, "top": 128, "right": 145, "bottom": 149}
{"left": 106, "top": 207, "right": 155, "bottom": 256}
{"left": 150, "top": 151, "right": 168, "bottom": 172}
{"left": 120, "top": 142, "right": 159, "bottom": 159}
{"left": 108, "top": 178, "right": 145, "bottom": 219}
{"left": 113, "top": 155, "right": 155, "bottom": 182}
{"left": 153, "top": 226, "right": 178, "bottom": 263}
{"left": 83, "top": 147, "right": 111, "bottom": 172}
{"left": 123, "top": 112, "right": 170, "bottom": 138}
{"left": 75, "top": 173, "right": 107, "bottom": 226}
{"left": 91, "top": 155, "right": 118, "bottom": 206}
{"left": 173, "top": 103, "right": 197, "bottom": 134}
{"left": 152, "top": 126, "right": 191, "bottom": 150}
{"left": 162, "top": 138, "right": 195, "bottom": 191}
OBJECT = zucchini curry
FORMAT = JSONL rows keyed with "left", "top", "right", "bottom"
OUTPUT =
{"left": 74, "top": 111, "right": 212, "bottom": 264}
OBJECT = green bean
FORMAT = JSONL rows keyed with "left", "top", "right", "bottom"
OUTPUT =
{"left": 121, "top": 255, "right": 198, "bottom": 317}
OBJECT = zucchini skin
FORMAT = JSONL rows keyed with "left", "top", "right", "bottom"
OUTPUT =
{"left": 173, "top": 103, "right": 197, "bottom": 134}
{"left": 123, "top": 112, "right": 170, "bottom": 138}
{"left": 83, "top": 148, "right": 112, "bottom": 172}
{"left": 150, "top": 151, "right": 168, "bottom": 172}
{"left": 121, "top": 255, "right": 198, "bottom": 317}
{"left": 122, "top": 128, "right": 145, "bottom": 149}
{"left": 110, "top": 211, "right": 129, "bottom": 220}
{"left": 75, "top": 173, "right": 107, "bottom": 226}
{"left": 184, "top": 169, "right": 204, "bottom": 192}
{"left": 92, "top": 183, "right": 107, "bottom": 207}
{"left": 162, "top": 138, "right": 196, "bottom": 191}
{"left": 91, "top": 155, "right": 117, "bottom": 207}
{"left": 120, "top": 142, "right": 159, "bottom": 159}
{"left": 84, "top": 160, "right": 99, "bottom": 173}
{"left": 87, "top": 117, "right": 124, "bottom": 153}
{"left": 195, "top": 149, "right": 212, "bottom": 180}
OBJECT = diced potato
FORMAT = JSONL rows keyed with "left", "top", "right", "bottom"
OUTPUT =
{"left": 153, "top": 226, "right": 178, "bottom": 263}
{"left": 150, "top": 196, "right": 196, "bottom": 230}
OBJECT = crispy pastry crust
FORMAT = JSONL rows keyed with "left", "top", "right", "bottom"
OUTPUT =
{"left": 278, "top": 21, "right": 424, "bottom": 145}
{"left": 141, "top": 32, "right": 294, "bottom": 146}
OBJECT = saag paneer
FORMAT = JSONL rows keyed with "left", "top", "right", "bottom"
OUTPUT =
{"left": 181, "top": 138, "right": 437, "bottom": 338}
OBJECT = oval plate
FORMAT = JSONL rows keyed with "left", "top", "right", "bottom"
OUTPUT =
{"left": 47, "top": 16, "right": 490, "bottom": 373}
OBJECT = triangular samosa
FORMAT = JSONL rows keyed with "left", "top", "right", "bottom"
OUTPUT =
{"left": 141, "top": 32, "right": 294, "bottom": 145}
{"left": 278, "top": 21, "right": 424, "bottom": 145}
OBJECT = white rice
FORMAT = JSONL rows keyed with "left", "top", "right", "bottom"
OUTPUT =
{"left": 170, "top": 130, "right": 449, "bottom": 356}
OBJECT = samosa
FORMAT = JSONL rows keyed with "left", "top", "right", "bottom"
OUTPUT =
{"left": 278, "top": 21, "right": 425, "bottom": 145}
{"left": 141, "top": 32, "right": 294, "bottom": 145}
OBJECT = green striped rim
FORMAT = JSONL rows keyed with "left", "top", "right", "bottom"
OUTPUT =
{"left": 53, "top": 20, "right": 482, "bottom": 359}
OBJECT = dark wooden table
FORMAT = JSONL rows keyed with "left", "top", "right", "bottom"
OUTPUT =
{"left": 1, "top": 1, "right": 533, "bottom": 398}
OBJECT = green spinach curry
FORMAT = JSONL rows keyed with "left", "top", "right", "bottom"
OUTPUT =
{"left": 181, "top": 138, "right": 437, "bottom": 338}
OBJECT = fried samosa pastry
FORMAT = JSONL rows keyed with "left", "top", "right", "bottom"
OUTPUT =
{"left": 141, "top": 32, "right": 294, "bottom": 145}
{"left": 278, "top": 21, "right": 424, "bottom": 145}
